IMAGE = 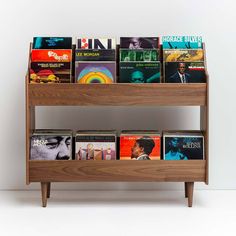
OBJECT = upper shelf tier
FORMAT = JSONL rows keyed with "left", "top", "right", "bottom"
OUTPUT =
{"left": 27, "top": 83, "right": 207, "bottom": 106}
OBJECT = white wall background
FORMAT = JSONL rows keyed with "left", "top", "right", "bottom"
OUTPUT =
{"left": 0, "top": 0, "right": 235, "bottom": 190}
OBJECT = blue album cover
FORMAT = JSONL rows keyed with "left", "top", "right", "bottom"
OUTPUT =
{"left": 164, "top": 135, "right": 204, "bottom": 160}
{"left": 162, "top": 36, "right": 202, "bottom": 49}
{"left": 33, "top": 37, "right": 72, "bottom": 49}
{"left": 119, "top": 62, "right": 160, "bottom": 83}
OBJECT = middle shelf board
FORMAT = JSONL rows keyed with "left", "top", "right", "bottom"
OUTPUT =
{"left": 27, "top": 83, "right": 207, "bottom": 106}
{"left": 29, "top": 160, "right": 206, "bottom": 182}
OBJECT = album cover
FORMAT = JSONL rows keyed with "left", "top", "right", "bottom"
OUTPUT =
{"left": 120, "top": 49, "right": 159, "bottom": 62}
{"left": 164, "top": 62, "right": 206, "bottom": 83}
{"left": 76, "top": 38, "right": 116, "bottom": 49}
{"left": 75, "top": 131, "right": 116, "bottom": 160}
{"left": 31, "top": 49, "right": 72, "bottom": 62}
{"left": 33, "top": 37, "right": 72, "bottom": 49}
{"left": 163, "top": 133, "right": 204, "bottom": 160}
{"left": 30, "top": 130, "right": 73, "bottom": 160}
{"left": 162, "top": 36, "right": 203, "bottom": 49}
{"left": 75, "top": 62, "right": 116, "bottom": 83}
{"left": 119, "top": 62, "right": 160, "bottom": 83}
{"left": 75, "top": 49, "right": 116, "bottom": 61}
{"left": 30, "top": 62, "right": 71, "bottom": 83}
{"left": 163, "top": 49, "right": 204, "bottom": 62}
{"left": 120, "top": 131, "right": 161, "bottom": 160}
{"left": 120, "top": 37, "right": 159, "bottom": 49}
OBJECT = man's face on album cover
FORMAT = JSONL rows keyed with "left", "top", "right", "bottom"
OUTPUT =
{"left": 130, "top": 71, "right": 145, "bottom": 83}
{"left": 131, "top": 141, "right": 144, "bottom": 159}
{"left": 129, "top": 38, "right": 142, "bottom": 49}
{"left": 178, "top": 63, "right": 186, "bottom": 74}
{"left": 31, "top": 136, "right": 71, "bottom": 160}
{"left": 170, "top": 137, "right": 180, "bottom": 151}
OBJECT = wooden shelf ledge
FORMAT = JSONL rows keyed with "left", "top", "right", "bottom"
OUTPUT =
{"left": 27, "top": 83, "right": 207, "bottom": 106}
{"left": 29, "top": 160, "right": 206, "bottom": 182}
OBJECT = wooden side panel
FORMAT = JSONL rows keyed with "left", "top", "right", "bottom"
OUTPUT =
{"left": 28, "top": 83, "right": 207, "bottom": 106}
{"left": 29, "top": 160, "right": 206, "bottom": 182}
{"left": 26, "top": 75, "right": 35, "bottom": 185}
{"left": 200, "top": 75, "right": 209, "bottom": 184}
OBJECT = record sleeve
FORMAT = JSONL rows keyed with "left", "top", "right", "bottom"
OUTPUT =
{"left": 120, "top": 49, "right": 159, "bottom": 62}
{"left": 30, "top": 62, "right": 71, "bottom": 83}
{"left": 33, "top": 37, "right": 72, "bottom": 49}
{"left": 75, "top": 132, "right": 117, "bottom": 160}
{"left": 75, "top": 49, "right": 116, "bottom": 61}
{"left": 31, "top": 49, "right": 72, "bottom": 62}
{"left": 30, "top": 131, "right": 73, "bottom": 160}
{"left": 163, "top": 134, "right": 204, "bottom": 160}
{"left": 163, "top": 49, "right": 204, "bottom": 62}
{"left": 75, "top": 62, "right": 116, "bottom": 83}
{"left": 164, "top": 62, "right": 206, "bottom": 83}
{"left": 120, "top": 37, "right": 159, "bottom": 49}
{"left": 120, "top": 132, "right": 161, "bottom": 160}
{"left": 76, "top": 38, "right": 116, "bottom": 49}
{"left": 162, "top": 36, "right": 202, "bottom": 49}
{"left": 119, "top": 62, "right": 160, "bottom": 83}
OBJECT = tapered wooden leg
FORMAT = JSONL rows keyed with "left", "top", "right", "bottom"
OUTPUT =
{"left": 41, "top": 182, "right": 48, "bottom": 207}
{"left": 47, "top": 183, "right": 51, "bottom": 198}
{"left": 186, "top": 182, "right": 194, "bottom": 207}
{"left": 184, "top": 182, "right": 188, "bottom": 198}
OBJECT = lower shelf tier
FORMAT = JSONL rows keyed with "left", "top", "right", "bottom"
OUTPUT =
{"left": 29, "top": 160, "right": 206, "bottom": 183}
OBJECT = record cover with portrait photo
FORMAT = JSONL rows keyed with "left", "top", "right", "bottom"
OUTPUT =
{"left": 119, "top": 62, "right": 160, "bottom": 83}
{"left": 30, "top": 130, "right": 73, "bottom": 160}
{"left": 164, "top": 62, "right": 206, "bottom": 83}
{"left": 120, "top": 131, "right": 161, "bottom": 160}
{"left": 163, "top": 134, "right": 204, "bottom": 160}
{"left": 120, "top": 37, "right": 159, "bottom": 49}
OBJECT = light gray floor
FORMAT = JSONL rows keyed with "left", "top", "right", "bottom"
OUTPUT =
{"left": 0, "top": 190, "right": 235, "bottom": 236}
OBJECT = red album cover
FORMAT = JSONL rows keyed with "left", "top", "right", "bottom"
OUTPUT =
{"left": 120, "top": 135, "right": 160, "bottom": 160}
{"left": 31, "top": 49, "right": 72, "bottom": 62}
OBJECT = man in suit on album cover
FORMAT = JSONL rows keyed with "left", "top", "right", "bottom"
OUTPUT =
{"left": 131, "top": 136, "right": 155, "bottom": 160}
{"left": 167, "top": 62, "right": 191, "bottom": 83}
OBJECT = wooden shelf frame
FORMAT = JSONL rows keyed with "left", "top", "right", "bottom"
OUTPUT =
{"left": 25, "top": 75, "right": 209, "bottom": 208}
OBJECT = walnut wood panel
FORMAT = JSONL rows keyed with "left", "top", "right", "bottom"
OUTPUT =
{"left": 200, "top": 74, "right": 209, "bottom": 184}
{"left": 28, "top": 83, "right": 206, "bottom": 106}
{"left": 29, "top": 160, "right": 206, "bottom": 182}
{"left": 26, "top": 78, "right": 35, "bottom": 185}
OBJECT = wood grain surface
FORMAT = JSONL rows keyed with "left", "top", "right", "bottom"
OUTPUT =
{"left": 28, "top": 83, "right": 207, "bottom": 106}
{"left": 29, "top": 160, "right": 206, "bottom": 182}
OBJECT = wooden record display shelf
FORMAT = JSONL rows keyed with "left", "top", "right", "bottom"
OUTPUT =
{"left": 26, "top": 77, "right": 209, "bottom": 208}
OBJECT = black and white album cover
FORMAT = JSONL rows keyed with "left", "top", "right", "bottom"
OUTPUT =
{"left": 30, "top": 130, "right": 72, "bottom": 160}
